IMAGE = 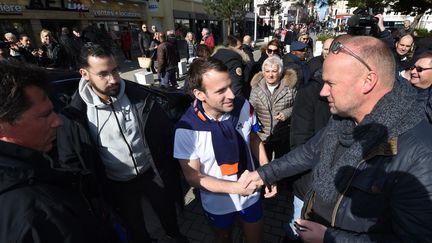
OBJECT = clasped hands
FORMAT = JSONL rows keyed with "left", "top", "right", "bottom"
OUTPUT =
{"left": 237, "top": 170, "right": 277, "bottom": 198}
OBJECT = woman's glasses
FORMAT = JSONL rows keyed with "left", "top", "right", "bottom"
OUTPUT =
{"left": 409, "top": 66, "right": 432, "bottom": 73}
{"left": 267, "top": 48, "right": 279, "bottom": 54}
{"left": 330, "top": 41, "right": 372, "bottom": 71}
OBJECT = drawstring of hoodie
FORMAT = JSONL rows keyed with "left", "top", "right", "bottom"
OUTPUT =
{"left": 109, "top": 101, "right": 140, "bottom": 176}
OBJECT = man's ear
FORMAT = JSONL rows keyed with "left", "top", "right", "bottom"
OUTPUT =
{"left": 79, "top": 68, "right": 90, "bottom": 81}
{"left": 362, "top": 71, "right": 378, "bottom": 94}
{"left": 193, "top": 89, "right": 206, "bottom": 102}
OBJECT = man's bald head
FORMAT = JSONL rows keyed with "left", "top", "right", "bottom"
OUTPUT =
{"left": 396, "top": 34, "right": 414, "bottom": 56}
{"left": 346, "top": 36, "right": 395, "bottom": 86}
{"left": 321, "top": 36, "right": 395, "bottom": 123}
{"left": 243, "top": 35, "right": 252, "bottom": 45}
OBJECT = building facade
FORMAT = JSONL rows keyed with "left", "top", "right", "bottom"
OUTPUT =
{"left": 0, "top": 0, "right": 149, "bottom": 45}
{"left": 329, "top": 0, "right": 432, "bottom": 31}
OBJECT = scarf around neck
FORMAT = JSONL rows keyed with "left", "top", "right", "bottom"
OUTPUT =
{"left": 176, "top": 97, "right": 254, "bottom": 176}
{"left": 311, "top": 77, "right": 425, "bottom": 205}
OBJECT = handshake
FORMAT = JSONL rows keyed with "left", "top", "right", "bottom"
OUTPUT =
{"left": 236, "top": 170, "right": 277, "bottom": 198}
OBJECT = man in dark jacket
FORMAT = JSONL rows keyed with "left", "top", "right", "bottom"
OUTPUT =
{"left": 213, "top": 35, "right": 250, "bottom": 98}
{"left": 0, "top": 62, "right": 118, "bottom": 243}
{"left": 138, "top": 24, "right": 153, "bottom": 57}
{"left": 60, "top": 27, "right": 80, "bottom": 70}
{"left": 241, "top": 35, "right": 254, "bottom": 64}
{"left": 56, "top": 44, "right": 188, "bottom": 243}
{"left": 241, "top": 36, "right": 432, "bottom": 242}
{"left": 307, "top": 38, "right": 333, "bottom": 78}
{"left": 17, "top": 34, "right": 38, "bottom": 64}
{"left": 157, "top": 32, "right": 180, "bottom": 89}
{"left": 283, "top": 23, "right": 295, "bottom": 47}
{"left": 282, "top": 41, "right": 310, "bottom": 88}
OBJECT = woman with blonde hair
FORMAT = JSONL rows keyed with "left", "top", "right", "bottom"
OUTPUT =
{"left": 185, "top": 32, "right": 197, "bottom": 63}
{"left": 148, "top": 31, "right": 161, "bottom": 73}
{"left": 39, "top": 29, "right": 66, "bottom": 68}
{"left": 297, "top": 32, "right": 313, "bottom": 60}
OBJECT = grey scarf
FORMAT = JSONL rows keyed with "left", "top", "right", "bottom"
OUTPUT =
{"left": 312, "top": 77, "right": 425, "bottom": 204}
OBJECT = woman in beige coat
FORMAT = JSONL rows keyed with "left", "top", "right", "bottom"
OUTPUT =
{"left": 249, "top": 56, "right": 297, "bottom": 159}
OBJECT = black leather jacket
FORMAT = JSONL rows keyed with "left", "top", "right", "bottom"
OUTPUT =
{"left": 0, "top": 141, "right": 118, "bottom": 243}
{"left": 258, "top": 79, "right": 432, "bottom": 242}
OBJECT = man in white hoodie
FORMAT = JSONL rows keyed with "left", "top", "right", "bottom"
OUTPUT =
{"left": 56, "top": 43, "right": 188, "bottom": 243}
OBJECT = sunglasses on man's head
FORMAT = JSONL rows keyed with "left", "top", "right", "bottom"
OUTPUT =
{"left": 330, "top": 41, "right": 372, "bottom": 71}
{"left": 267, "top": 48, "right": 279, "bottom": 54}
{"left": 409, "top": 66, "right": 432, "bottom": 73}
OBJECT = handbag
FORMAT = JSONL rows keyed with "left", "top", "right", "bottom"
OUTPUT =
{"left": 138, "top": 57, "right": 152, "bottom": 69}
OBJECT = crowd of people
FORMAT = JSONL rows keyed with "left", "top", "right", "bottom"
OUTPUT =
{"left": 0, "top": 17, "right": 432, "bottom": 243}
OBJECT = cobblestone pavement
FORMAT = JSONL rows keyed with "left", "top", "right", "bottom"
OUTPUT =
{"left": 149, "top": 183, "right": 292, "bottom": 243}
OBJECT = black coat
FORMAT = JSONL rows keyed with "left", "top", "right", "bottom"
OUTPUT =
{"left": 290, "top": 70, "right": 330, "bottom": 149}
{"left": 57, "top": 81, "right": 183, "bottom": 206}
{"left": 40, "top": 42, "right": 67, "bottom": 69}
{"left": 283, "top": 52, "right": 310, "bottom": 88}
{"left": 213, "top": 47, "right": 248, "bottom": 98}
{"left": 306, "top": 55, "right": 324, "bottom": 78}
{"left": 0, "top": 141, "right": 118, "bottom": 243}
{"left": 289, "top": 70, "right": 330, "bottom": 199}
{"left": 138, "top": 31, "right": 153, "bottom": 56}
{"left": 284, "top": 30, "right": 296, "bottom": 45}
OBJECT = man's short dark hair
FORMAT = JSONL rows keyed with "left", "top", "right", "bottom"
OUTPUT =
{"left": 224, "top": 35, "right": 240, "bottom": 47}
{"left": 79, "top": 43, "right": 114, "bottom": 68}
{"left": 18, "top": 34, "right": 30, "bottom": 41}
{"left": 0, "top": 62, "right": 49, "bottom": 123}
{"left": 188, "top": 57, "right": 228, "bottom": 93}
{"left": 417, "top": 50, "right": 432, "bottom": 61}
{"left": 196, "top": 44, "right": 212, "bottom": 59}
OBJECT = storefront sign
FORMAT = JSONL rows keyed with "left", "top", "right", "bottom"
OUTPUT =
{"left": 0, "top": 3, "right": 23, "bottom": 14}
{"left": 148, "top": 0, "right": 158, "bottom": 12}
{"left": 27, "top": 0, "right": 88, "bottom": 11}
{"left": 93, "top": 9, "right": 141, "bottom": 18}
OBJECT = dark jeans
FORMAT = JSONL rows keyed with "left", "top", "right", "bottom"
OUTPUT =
{"left": 108, "top": 169, "right": 180, "bottom": 243}
{"left": 159, "top": 68, "right": 177, "bottom": 88}
{"left": 123, "top": 50, "right": 132, "bottom": 60}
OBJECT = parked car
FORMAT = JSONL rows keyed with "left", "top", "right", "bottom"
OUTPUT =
{"left": 47, "top": 69, "right": 192, "bottom": 122}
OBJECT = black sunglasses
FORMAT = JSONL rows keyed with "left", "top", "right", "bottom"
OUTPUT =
{"left": 330, "top": 42, "right": 372, "bottom": 71}
{"left": 267, "top": 48, "right": 279, "bottom": 54}
{"left": 409, "top": 65, "right": 432, "bottom": 73}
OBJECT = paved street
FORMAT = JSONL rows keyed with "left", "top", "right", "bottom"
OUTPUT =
{"left": 116, "top": 40, "right": 295, "bottom": 243}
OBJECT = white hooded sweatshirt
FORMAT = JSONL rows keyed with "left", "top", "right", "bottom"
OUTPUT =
{"left": 78, "top": 78, "right": 151, "bottom": 181}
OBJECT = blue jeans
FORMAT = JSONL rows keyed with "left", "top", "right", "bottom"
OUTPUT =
{"left": 159, "top": 68, "right": 177, "bottom": 88}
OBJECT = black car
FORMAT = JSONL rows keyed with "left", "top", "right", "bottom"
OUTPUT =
{"left": 47, "top": 69, "right": 192, "bottom": 122}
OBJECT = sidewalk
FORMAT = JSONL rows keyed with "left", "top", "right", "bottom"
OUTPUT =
{"left": 149, "top": 183, "right": 292, "bottom": 243}
{"left": 118, "top": 40, "right": 266, "bottom": 84}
